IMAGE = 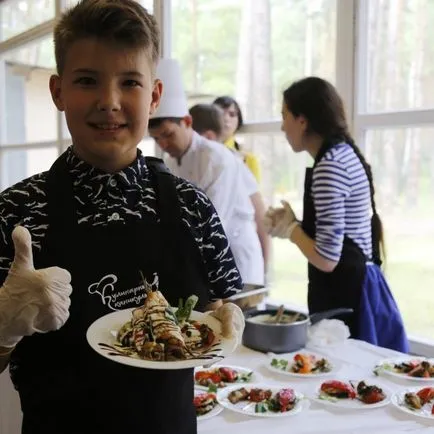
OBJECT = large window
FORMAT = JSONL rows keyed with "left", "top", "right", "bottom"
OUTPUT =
{"left": 0, "top": 0, "right": 54, "bottom": 41}
{"left": 363, "top": 127, "right": 434, "bottom": 339}
{"left": 354, "top": 0, "right": 434, "bottom": 343}
{"left": 172, "top": 0, "right": 336, "bottom": 121}
{"left": 0, "top": 0, "right": 432, "bottom": 348}
{"left": 363, "top": 0, "right": 434, "bottom": 113}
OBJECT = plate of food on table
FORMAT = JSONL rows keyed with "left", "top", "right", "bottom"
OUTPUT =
{"left": 312, "top": 379, "right": 392, "bottom": 409}
{"left": 266, "top": 351, "right": 340, "bottom": 378}
{"left": 391, "top": 386, "right": 434, "bottom": 420}
{"left": 86, "top": 279, "right": 237, "bottom": 369}
{"left": 194, "top": 388, "right": 224, "bottom": 421}
{"left": 374, "top": 357, "right": 434, "bottom": 382}
{"left": 194, "top": 365, "right": 258, "bottom": 390}
{"left": 216, "top": 383, "right": 307, "bottom": 418}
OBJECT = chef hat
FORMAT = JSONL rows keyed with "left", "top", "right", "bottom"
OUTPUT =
{"left": 151, "top": 58, "right": 189, "bottom": 119}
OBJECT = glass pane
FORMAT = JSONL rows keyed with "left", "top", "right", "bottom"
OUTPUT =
{"left": 0, "top": 147, "right": 58, "bottom": 190}
{"left": 138, "top": 137, "right": 156, "bottom": 156}
{"left": 364, "top": 127, "right": 434, "bottom": 341}
{"left": 0, "top": 0, "right": 55, "bottom": 41}
{"left": 237, "top": 133, "right": 309, "bottom": 308}
{"left": 172, "top": 0, "right": 336, "bottom": 122}
{"left": 64, "top": 0, "right": 153, "bottom": 13}
{"left": 0, "top": 37, "right": 57, "bottom": 145}
{"left": 363, "top": 0, "right": 434, "bottom": 113}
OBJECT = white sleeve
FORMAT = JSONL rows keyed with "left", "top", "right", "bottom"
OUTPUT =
{"left": 198, "top": 153, "right": 239, "bottom": 232}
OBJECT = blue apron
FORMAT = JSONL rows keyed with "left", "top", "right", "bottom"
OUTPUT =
{"left": 302, "top": 142, "right": 409, "bottom": 353}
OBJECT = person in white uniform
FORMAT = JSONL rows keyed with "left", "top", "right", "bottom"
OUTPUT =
{"left": 189, "top": 103, "right": 271, "bottom": 277}
{"left": 148, "top": 58, "right": 264, "bottom": 289}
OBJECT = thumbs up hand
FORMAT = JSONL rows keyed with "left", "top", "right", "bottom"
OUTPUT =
{"left": 0, "top": 226, "right": 72, "bottom": 348}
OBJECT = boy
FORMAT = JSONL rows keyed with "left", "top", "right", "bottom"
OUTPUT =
{"left": 0, "top": 1, "right": 244, "bottom": 433}
{"left": 189, "top": 103, "right": 225, "bottom": 141}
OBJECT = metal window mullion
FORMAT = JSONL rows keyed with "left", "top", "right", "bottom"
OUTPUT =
{"left": 356, "top": 109, "right": 434, "bottom": 130}
{"left": 154, "top": 0, "right": 171, "bottom": 59}
{"left": 238, "top": 121, "right": 281, "bottom": 135}
{"left": 335, "top": 0, "right": 356, "bottom": 134}
{"left": 353, "top": 0, "right": 369, "bottom": 139}
{"left": 152, "top": 0, "right": 171, "bottom": 158}
{"left": 0, "top": 140, "right": 71, "bottom": 152}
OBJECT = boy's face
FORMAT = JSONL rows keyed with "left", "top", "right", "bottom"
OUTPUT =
{"left": 50, "top": 38, "right": 162, "bottom": 172}
{"left": 149, "top": 117, "right": 192, "bottom": 159}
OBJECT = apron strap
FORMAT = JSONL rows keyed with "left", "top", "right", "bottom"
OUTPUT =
{"left": 144, "top": 157, "right": 181, "bottom": 224}
{"left": 46, "top": 152, "right": 75, "bottom": 232}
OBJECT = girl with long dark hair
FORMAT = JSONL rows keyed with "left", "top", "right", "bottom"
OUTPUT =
{"left": 265, "top": 77, "right": 408, "bottom": 352}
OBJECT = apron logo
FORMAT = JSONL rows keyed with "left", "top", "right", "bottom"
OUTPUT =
{"left": 87, "top": 273, "right": 146, "bottom": 311}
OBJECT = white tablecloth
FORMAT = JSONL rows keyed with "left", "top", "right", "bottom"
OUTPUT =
{"left": 197, "top": 339, "right": 434, "bottom": 434}
{"left": 1, "top": 339, "right": 433, "bottom": 433}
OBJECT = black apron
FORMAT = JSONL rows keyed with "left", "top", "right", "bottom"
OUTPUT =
{"left": 302, "top": 144, "right": 376, "bottom": 338}
{"left": 10, "top": 153, "right": 210, "bottom": 434}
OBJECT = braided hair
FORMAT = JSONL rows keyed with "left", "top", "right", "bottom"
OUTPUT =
{"left": 282, "top": 77, "right": 385, "bottom": 265}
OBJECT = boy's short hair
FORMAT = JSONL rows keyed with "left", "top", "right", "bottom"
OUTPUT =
{"left": 54, "top": 0, "right": 160, "bottom": 75}
{"left": 189, "top": 104, "right": 224, "bottom": 138}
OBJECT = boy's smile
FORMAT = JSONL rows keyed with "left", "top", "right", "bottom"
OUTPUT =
{"left": 49, "top": 38, "right": 161, "bottom": 173}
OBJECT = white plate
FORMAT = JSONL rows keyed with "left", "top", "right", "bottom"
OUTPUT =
{"left": 266, "top": 351, "right": 341, "bottom": 378}
{"left": 375, "top": 357, "right": 434, "bottom": 382}
{"left": 195, "top": 388, "right": 224, "bottom": 421}
{"left": 86, "top": 308, "right": 237, "bottom": 370}
{"left": 391, "top": 387, "right": 434, "bottom": 421}
{"left": 311, "top": 379, "right": 392, "bottom": 410}
{"left": 217, "top": 383, "right": 306, "bottom": 418}
{"left": 194, "top": 364, "right": 259, "bottom": 390}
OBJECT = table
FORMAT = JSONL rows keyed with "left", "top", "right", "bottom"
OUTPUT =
{"left": 197, "top": 339, "right": 434, "bottom": 433}
{"left": 1, "top": 339, "right": 433, "bottom": 433}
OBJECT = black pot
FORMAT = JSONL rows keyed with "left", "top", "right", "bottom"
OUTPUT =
{"left": 242, "top": 308, "right": 353, "bottom": 353}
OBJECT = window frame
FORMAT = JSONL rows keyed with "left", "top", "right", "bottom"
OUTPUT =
{"left": 0, "top": 0, "right": 432, "bottom": 355}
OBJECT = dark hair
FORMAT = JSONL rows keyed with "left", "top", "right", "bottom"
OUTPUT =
{"left": 54, "top": 0, "right": 160, "bottom": 75}
{"left": 189, "top": 104, "right": 224, "bottom": 138}
{"left": 148, "top": 117, "right": 183, "bottom": 129}
{"left": 213, "top": 96, "right": 243, "bottom": 130}
{"left": 283, "top": 77, "right": 385, "bottom": 264}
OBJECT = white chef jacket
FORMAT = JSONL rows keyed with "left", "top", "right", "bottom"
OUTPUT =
{"left": 164, "top": 131, "right": 264, "bottom": 286}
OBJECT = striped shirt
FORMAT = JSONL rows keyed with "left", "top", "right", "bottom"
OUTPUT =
{"left": 0, "top": 147, "right": 242, "bottom": 301}
{"left": 312, "top": 142, "right": 373, "bottom": 262}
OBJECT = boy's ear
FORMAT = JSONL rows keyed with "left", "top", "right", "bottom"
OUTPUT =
{"left": 181, "top": 115, "right": 193, "bottom": 128}
{"left": 49, "top": 75, "right": 65, "bottom": 112}
{"left": 149, "top": 79, "right": 163, "bottom": 115}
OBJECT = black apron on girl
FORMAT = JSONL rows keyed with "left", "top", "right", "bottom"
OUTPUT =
{"left": 10, "top": 153, "right": 210, "bottom": 434}
{"left": 302, "top": 143, "right": 408, "bottom": 352}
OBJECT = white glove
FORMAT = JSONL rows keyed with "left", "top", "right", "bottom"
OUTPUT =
{"left": 0, "top": 226, "right": 72, "bottom": 348}
{"left": 209, "top": 302, "right": 245, "bottom": 344}
{"left": 264, "top": 200, "right": 299, "bottom": 239}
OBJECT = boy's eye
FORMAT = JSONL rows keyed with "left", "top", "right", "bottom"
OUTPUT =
{"left": 74, "top": 77, "right": 96, "bottom": 86}
{"left": 124, "top": 80, "right": 141, "bottom": 87}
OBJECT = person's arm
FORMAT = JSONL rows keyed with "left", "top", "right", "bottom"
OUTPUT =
{"left": 197, "top": 149, "right": 239, "bottom": 232}
{"left": 250, "top": 191, "right": 271, "bottom": 273}
{"left": 290, "top": 225, "right": 337, "bottom": 272}
{"left": 293, "top": 158, "right": 351, "bottom": 272}
{"left": 176, "top": 177, "right": 243, "bottom": 302}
